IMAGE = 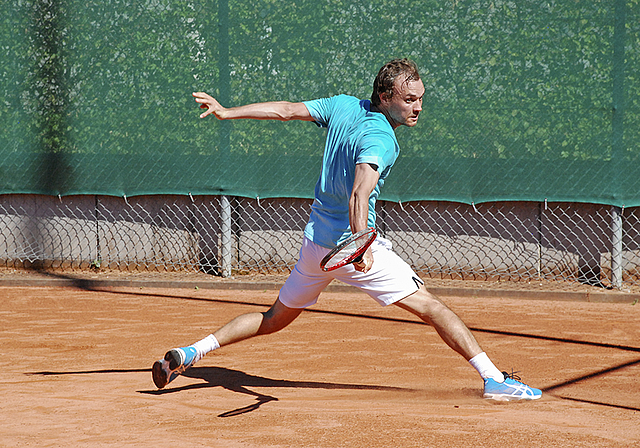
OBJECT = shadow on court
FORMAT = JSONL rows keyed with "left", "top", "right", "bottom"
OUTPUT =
{"left": 540, "top": 357, "right": 640, "bottom": 412}
{"left": 25, "top": 356, "right": 640, "bottom": 414}
{"left": 142, "top": 366, "right": 415, "bottom": 417}
{"left": 26, "top": 365, "right": 415, "bottom": 418}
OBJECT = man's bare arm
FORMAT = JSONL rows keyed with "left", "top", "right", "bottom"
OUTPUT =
{"left": 349, "top": 163, "right": 380, "bottom": 273}
{"left": 193, "top": 92, "right": 315, "bottom": 122}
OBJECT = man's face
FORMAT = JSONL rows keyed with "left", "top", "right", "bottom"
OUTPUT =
{"left": 380, "top": 75, "right": 425, "bottom": 129}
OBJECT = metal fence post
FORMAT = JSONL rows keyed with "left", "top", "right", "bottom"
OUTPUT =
{"left": 217, "top": 0, "right": 232, "bottom": 278}
{"left": 220, "top": 195, "right": 232, "bottom": 277}
{"left": 611, "top": 206, "right": 623, "bottom": 289}
{"left": 610, "top": 0, "right": 626, "bottom": 290}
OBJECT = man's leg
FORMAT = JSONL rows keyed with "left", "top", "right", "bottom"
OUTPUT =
{"left": 394, "top": 285, "right": 482, "bottom": 361}
{"left": 214, "top": 298, "right": 303, "bottom": 346}
{"left": 394, "top": 285, "right": 541, "bottom": 401}
{"left": 152, "top": 298, "right": 302, "bottom": 389}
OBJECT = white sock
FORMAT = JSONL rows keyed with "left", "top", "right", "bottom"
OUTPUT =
{"left": 469, "top": 352, "right": 505, "bottom": 382}
{"left": 191, "top": 334, "right": 220, "bottom": 359}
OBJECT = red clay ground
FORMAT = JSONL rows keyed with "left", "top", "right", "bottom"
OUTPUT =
{"left": 2, "top": 284, "right": 639, "bottom": 447}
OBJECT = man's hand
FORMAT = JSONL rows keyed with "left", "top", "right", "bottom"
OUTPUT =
{"left": 353, "top": 247, "right": 374, "bottom": 273}
{"left": 193, "top": 92, "right": 226, "bottom": 119}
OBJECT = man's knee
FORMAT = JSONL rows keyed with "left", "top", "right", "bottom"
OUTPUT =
{"left": 258, "top": 298, "right": 302, "bottom": 335}
{"left": 395, "top": 286, "right": 449, "bottom": 320}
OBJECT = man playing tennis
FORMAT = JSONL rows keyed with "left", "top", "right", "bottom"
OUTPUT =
{"left": 153, "top": 58, "right": 541, "bottom": 401}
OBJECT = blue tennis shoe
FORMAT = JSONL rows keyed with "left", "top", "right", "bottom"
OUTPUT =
{"left": 152, "top": 346, "right": 201, "bottom": 389}
{"left": 483, "top": 372, "right": 542, "bottom": 401}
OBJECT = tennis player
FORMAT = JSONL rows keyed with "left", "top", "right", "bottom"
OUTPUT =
{"left": 153, "top": 58, "right": 541, "bottom": 401}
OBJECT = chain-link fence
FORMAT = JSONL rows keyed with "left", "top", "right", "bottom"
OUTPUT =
{"left": 1, "top": 194, "right": 638, "bottom": 289}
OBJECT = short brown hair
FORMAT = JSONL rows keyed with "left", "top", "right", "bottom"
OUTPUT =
{"left": 371, "top": 58, "right": 420, "bottom": 106}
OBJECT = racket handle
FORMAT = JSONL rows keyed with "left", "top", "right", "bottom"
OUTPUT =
{"left": 352, "top": 254, "right": 364, "bottom": 264}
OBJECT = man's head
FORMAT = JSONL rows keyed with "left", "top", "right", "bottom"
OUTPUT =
{"left": 371, "top": 58, "right": 425, "bottom": 129}
{"left": 371, "top": 58, "right": 421, "bottom": 107}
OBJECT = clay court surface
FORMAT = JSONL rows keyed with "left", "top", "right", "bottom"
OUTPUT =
{"left": 2, "top": 281, "right": 639, "bottom": 447}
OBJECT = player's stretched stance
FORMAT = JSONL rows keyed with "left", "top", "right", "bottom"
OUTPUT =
{"left": 153, "top": 58, "right": 542, "bottom": 402}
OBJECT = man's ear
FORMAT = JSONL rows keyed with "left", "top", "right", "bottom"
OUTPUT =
{"left": 378, "top": 92, "right": 391, "bottom": 105}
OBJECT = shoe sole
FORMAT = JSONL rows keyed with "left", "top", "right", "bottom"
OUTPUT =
{"left": 484, "top": 393, "right": 542, "bottom": 401}
{"left": 152, "top": 359, "right": 168, "bottom": 389}
{"left": 151, "top": 349, "right": 184, "bottom": 389}
{"left": 152, "top": 350, "right": 185, "bottom": 389}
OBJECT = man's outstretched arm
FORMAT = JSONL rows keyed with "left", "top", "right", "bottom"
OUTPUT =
{"left": 193, "top": 92, "right": 315, "bottom": 122}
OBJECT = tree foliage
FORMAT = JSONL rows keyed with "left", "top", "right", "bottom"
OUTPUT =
{"left": 1, "top": 0, "right": 638, "bottom": 204}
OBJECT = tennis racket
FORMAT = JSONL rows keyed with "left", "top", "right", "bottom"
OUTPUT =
{"left": 320, "top": 227, "right": 377, "bottom": 272}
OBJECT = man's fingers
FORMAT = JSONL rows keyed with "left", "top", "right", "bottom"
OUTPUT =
{"left": 353, "top": 248, "right": 374, "bottom": 273}
{"left": 353, "top": 259, "right": 372, "bottom": 273}
{"left": 193, "top": 92, "right": 214, "bottom": 105}
{"left": 193, "top": 92, "right": 221, "bottom": 119}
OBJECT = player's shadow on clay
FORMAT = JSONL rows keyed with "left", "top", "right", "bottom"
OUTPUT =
{"left": 139, "top": 366, "right": 414, "bottom": 417}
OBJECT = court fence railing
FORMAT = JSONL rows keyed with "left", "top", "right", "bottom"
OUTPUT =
{"left": 1, "top": 194, "right": 638, "bottom": 290}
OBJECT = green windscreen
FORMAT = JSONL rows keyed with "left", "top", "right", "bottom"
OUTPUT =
{"left": 1, "top": 0, "right": 639, "bottom": 206}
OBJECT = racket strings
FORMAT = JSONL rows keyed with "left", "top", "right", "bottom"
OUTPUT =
{"left": 324, "top": 233, "right": 372, "bottom": 269}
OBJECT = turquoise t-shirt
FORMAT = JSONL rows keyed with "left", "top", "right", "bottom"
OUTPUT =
{"left": 303, "top": 94, "right": 399, "bottom": 249}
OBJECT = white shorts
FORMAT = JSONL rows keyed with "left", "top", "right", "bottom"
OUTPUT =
{"left": 279, "top": 236, "right": 423, "bottom": 308}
